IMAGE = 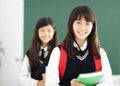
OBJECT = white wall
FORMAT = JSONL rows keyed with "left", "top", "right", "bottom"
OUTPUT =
{"left": 0, "top": 0, "right": 24, "bottom": 86}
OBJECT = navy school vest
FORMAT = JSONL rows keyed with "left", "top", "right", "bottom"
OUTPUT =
{"left": 58, "top": 45, "right": 102, "bottom": 78}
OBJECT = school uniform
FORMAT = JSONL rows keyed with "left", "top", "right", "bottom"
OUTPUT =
{"left": 45, "top": 40, "right": 113, "bottom": 86}
{"left": 19, "top": 46, "right": 48, "bottom": 86}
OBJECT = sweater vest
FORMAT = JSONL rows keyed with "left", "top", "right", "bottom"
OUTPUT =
{"left": 59, "top": 45, "right": 102, "bottom": 78}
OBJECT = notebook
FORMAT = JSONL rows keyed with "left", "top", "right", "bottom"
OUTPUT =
{"left": 76, "top": 71, "right": 103, "bottom": 86}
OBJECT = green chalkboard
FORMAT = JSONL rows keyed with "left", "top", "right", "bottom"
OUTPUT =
{"left": 24, "top": 0, "right": 120, "bottom": 74}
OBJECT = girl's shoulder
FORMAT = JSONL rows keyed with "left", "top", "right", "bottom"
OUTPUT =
{"left": 52, "top": 46, "right": 60, "bottom": 53}
{"left": 99, "top": 47, "right": 106, "bottom": 54}
{"left": 99, "top": 47, "right": 108, "bottom": 59}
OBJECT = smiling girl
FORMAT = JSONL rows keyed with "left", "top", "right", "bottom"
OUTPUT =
{"left": 45, "top": 6, "right": 113, "bottom": 86}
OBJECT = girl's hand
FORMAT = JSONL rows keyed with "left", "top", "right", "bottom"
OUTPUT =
{"left": 42, "top": 73, "right": 46, "bottom": 81}
{"left": 71, "top": 79, "right": 86, "bottom": 86}
{"left": 37, "top": 73, "right": 46, "bottom": 86}
{"left": 37, "top": 80, "right": 45, "bottom": 86}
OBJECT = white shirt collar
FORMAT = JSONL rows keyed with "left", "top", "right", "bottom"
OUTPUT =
{"left": 73, "top": 40, "right": 87, "bottom": 51}
{"left": 40, "top": 46, "right": 48, "bottom": 52}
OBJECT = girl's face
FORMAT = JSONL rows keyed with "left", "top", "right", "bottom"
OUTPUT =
{"left": 38, "top": 25, "right": 55, "bottom": 47}
{"left": 73, "top": 16, "right": 93, "bottom": 43}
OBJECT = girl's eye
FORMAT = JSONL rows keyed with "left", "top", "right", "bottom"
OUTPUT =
{"left": 86, "top": 22, "right": 92, "bottom": 25}
{"left": 77, "top": 22, "right": 81, "bottom": 24}
{"left": 86, "top": 23, "right": 89, "bottom": 25}
{"left": 48, "top": 30, "right": 51, "bottom": 33}
{"left": 76, "top": 21, "right": 81, "bottom": 24}
{"left": 41, "top": 30, "right": 45, "bottom": 32}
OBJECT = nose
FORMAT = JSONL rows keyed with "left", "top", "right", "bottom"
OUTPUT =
{"left": 80, "top": 24, "right": 86, "bottom": 31}
{"left": 44, "top": 31, "right": 49, "bottom": 36}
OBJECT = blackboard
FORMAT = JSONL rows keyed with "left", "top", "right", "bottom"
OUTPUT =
{"left": 24, "top": 0, "right": 120, "bottom": 74}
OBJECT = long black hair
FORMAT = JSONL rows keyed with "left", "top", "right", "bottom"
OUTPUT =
{"left": 28, "top": 17, "right": 58, "bottom": 67}
{"left": 63, "top": 5, "right": 101, "bottom": 58}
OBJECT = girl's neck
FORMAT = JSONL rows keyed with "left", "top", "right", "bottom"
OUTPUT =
{"left": 75, "top": 39, "right": 87, "bottom": 47}
{"left": 41, "top": 43, "right": 48, "bottom": 48}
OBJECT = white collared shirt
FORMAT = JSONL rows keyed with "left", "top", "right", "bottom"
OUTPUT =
{"left": 73, "top": 40, "right": 87, "bottom": 51}
{"left": 19, "top": 46, "right": 49, "bottom": 86}
{"left": 39, "top": 46, "right": 48, "bottom": 58}
{"left": 45, "top": 41, "right": 113, "bottom": 86}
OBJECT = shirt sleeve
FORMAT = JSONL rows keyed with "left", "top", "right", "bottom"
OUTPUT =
{"left": 19, "top": 55, "right": 38, "bottom": 86}
{"left": 45, "top": 47, "right": 60, "bottom": 86}
{"left": 96, "top": 48, "right": 113, "bottom": 86}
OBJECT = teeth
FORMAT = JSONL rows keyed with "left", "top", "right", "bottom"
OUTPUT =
{"left": 78, "top": 32, "right": 85, "bottom": 35}
{"left": 80, "top": 33, "right": 85, "bottom": 35}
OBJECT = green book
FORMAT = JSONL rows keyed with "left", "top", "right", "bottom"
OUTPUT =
{"left": 76, "top": 71, "right": 103, "bottom": 86}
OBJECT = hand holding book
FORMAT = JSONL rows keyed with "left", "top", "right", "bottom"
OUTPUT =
{"left": 76, "top": 71, "right": 103, "bottom": 86}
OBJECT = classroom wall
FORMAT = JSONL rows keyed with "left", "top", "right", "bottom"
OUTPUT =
{"left": 0, "top": 0, "right": 24, "bottom": 86}
{"left": 24, "top": 0, "right": 120, "bottom": 74}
